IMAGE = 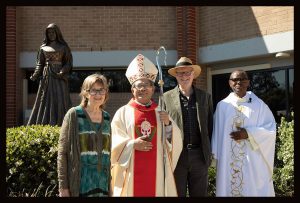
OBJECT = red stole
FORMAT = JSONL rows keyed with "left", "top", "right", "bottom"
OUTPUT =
{"left": 129, "top": 99, "right": 158, "bottom": 197}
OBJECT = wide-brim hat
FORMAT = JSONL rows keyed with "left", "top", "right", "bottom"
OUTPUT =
{"left": 126, "top": 54, "right": 158, "bottom": 85}
{"left": 168, "top": 57, "right": 201, "bottom": 78}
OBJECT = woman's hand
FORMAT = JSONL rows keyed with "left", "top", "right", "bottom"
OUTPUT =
{"left": 59, "top": 188, "right": 70, "bottom": 197}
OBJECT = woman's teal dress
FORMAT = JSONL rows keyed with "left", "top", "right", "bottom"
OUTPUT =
{"left": 75, "top": 106, "right": 111, "bottom": 197}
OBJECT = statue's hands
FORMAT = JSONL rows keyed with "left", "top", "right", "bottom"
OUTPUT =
{"left": 57, "top": 71, "right": 64, "bottom": 79}
{"left": 30, "top": 73, "right": 38, "bottom": 81}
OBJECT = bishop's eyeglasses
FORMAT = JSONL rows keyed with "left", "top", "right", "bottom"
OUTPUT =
{"left": 132, "top": 82, "right": 153, "bottom": 90}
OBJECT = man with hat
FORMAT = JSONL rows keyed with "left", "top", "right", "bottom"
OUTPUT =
{"left": 164, "top": 56, "right": 213, "bottom": 196}
{"left": 110, "top": 54, "right": 183, "bottom": 196}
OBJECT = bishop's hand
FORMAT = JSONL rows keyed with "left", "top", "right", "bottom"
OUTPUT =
{"left": 134, "top": 135, "right": 153, "bottom": 151}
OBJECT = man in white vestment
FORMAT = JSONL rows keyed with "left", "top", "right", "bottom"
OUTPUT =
{"left": 211, "top": 70, "right": 276, "bottom": 196}
{"left": 110, "top": 54, "right": 183, "bottom": 196}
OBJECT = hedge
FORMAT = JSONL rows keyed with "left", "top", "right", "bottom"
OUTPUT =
{"left": 6, "top": 113, "right": 294, "bottom": 196}
{"left": 273, "top": 112, "right": 294, "bottom": 196}
{"left": 6, "top": 125, "right": 60, "bottom": 197}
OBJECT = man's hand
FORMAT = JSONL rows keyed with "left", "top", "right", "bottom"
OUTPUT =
{"left": 230, "top": 127, "right": 248, "bottom": 141}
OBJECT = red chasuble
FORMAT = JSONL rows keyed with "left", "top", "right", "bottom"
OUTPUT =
{"left": 129, "top": 99, "right": 158, "bottom": 196}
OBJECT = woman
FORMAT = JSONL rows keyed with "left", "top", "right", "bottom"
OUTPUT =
{"left": 57, "top": 73, "right": 111, "bottom": 197}
{"left": 27, "top": 23, "right": 72, "bottom": 126}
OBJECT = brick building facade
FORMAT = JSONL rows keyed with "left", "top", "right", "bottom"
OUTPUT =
{"left": 6, "top": 6, "right": 294, "bottom": 127}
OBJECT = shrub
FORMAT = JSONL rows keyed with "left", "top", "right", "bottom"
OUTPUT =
{"left": 6, "top": 125, "right": 60, "bottom": 197}
{"left": 208, "top": 166, "right": 216, "bottom": 197}
{"left": 273, "top": 112, "right": 294, "bottom": 196}
{"left": 6, "top": 116, "right": 294, "bottom": 197}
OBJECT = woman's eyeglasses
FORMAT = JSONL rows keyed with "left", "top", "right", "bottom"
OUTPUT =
{"left": 87, "top": 88, "right": 107, "bottom": 96}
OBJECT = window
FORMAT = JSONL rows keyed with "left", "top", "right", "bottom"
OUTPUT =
{"left": 69, "top": 69, "right": 131, "bottom": 93}
{"left": 26, "top": 67, "right": 177, "bottom": 93}
{"left": 157, "top": 68, "right": 177, "bottom": 92}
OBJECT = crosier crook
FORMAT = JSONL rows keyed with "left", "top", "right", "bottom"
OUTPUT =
{"left": 155, "top": 46, "right": 167, "bottom": 195}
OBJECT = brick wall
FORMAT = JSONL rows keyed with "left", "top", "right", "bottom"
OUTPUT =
{"left": 176, "top": 6, "right": 207, "bottom": 90}
{"left": 6, "top": 7, "right": 17, "bottom": 127}
{"left": 16, "top": 6, "right": 178, "bottom": 126}
{"left": 198, "top": 6, "right": 294, "bottom": 47}
{"left": 18, "top": 6, "right": 293, "bottom": 52}
{"left": 17, "top": 6, "right": 177, "bottom": 52}
{"left": 8, "top": 6, "right": 294, "bottom": 126}
{"left": 194, "top": 7, "right": 207, "bottom": 90}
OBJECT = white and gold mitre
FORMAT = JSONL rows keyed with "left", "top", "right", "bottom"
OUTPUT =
{"left": 125, "top": 54, "right": 158, "bottom": 85}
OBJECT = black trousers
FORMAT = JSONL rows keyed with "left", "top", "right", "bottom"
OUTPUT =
{"left": 174, "top": 147, "right": 209, "bottom": 197}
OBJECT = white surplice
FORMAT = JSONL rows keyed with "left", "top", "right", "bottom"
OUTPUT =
{"left": 110, "top": 102, "right": 183, "bottom": 196}
{"left": 212, "top": 91, "right": 276, "bottom": 196}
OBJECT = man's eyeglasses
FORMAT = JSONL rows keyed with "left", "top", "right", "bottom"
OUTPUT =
{"left": 87, "top": 88, "right": 107, "bottom": 96}
{"left": 133, "top": 83, "right": 153, "bottom": 90}
{"left": 229, "top": 78, "right": 249, "bottom": 82}
{"left": 176, "top": 71, "right": 193, "bottom": 77}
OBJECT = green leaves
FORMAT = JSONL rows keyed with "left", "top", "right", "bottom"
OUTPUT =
{"left": 6, "top": 125, "right": 60, "bottom": 197}
{"left": 208, "top": 166, "right": 216, "bottom": 197}
{"left": 273, "top": 112, "right": 294, "bottom": 196}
